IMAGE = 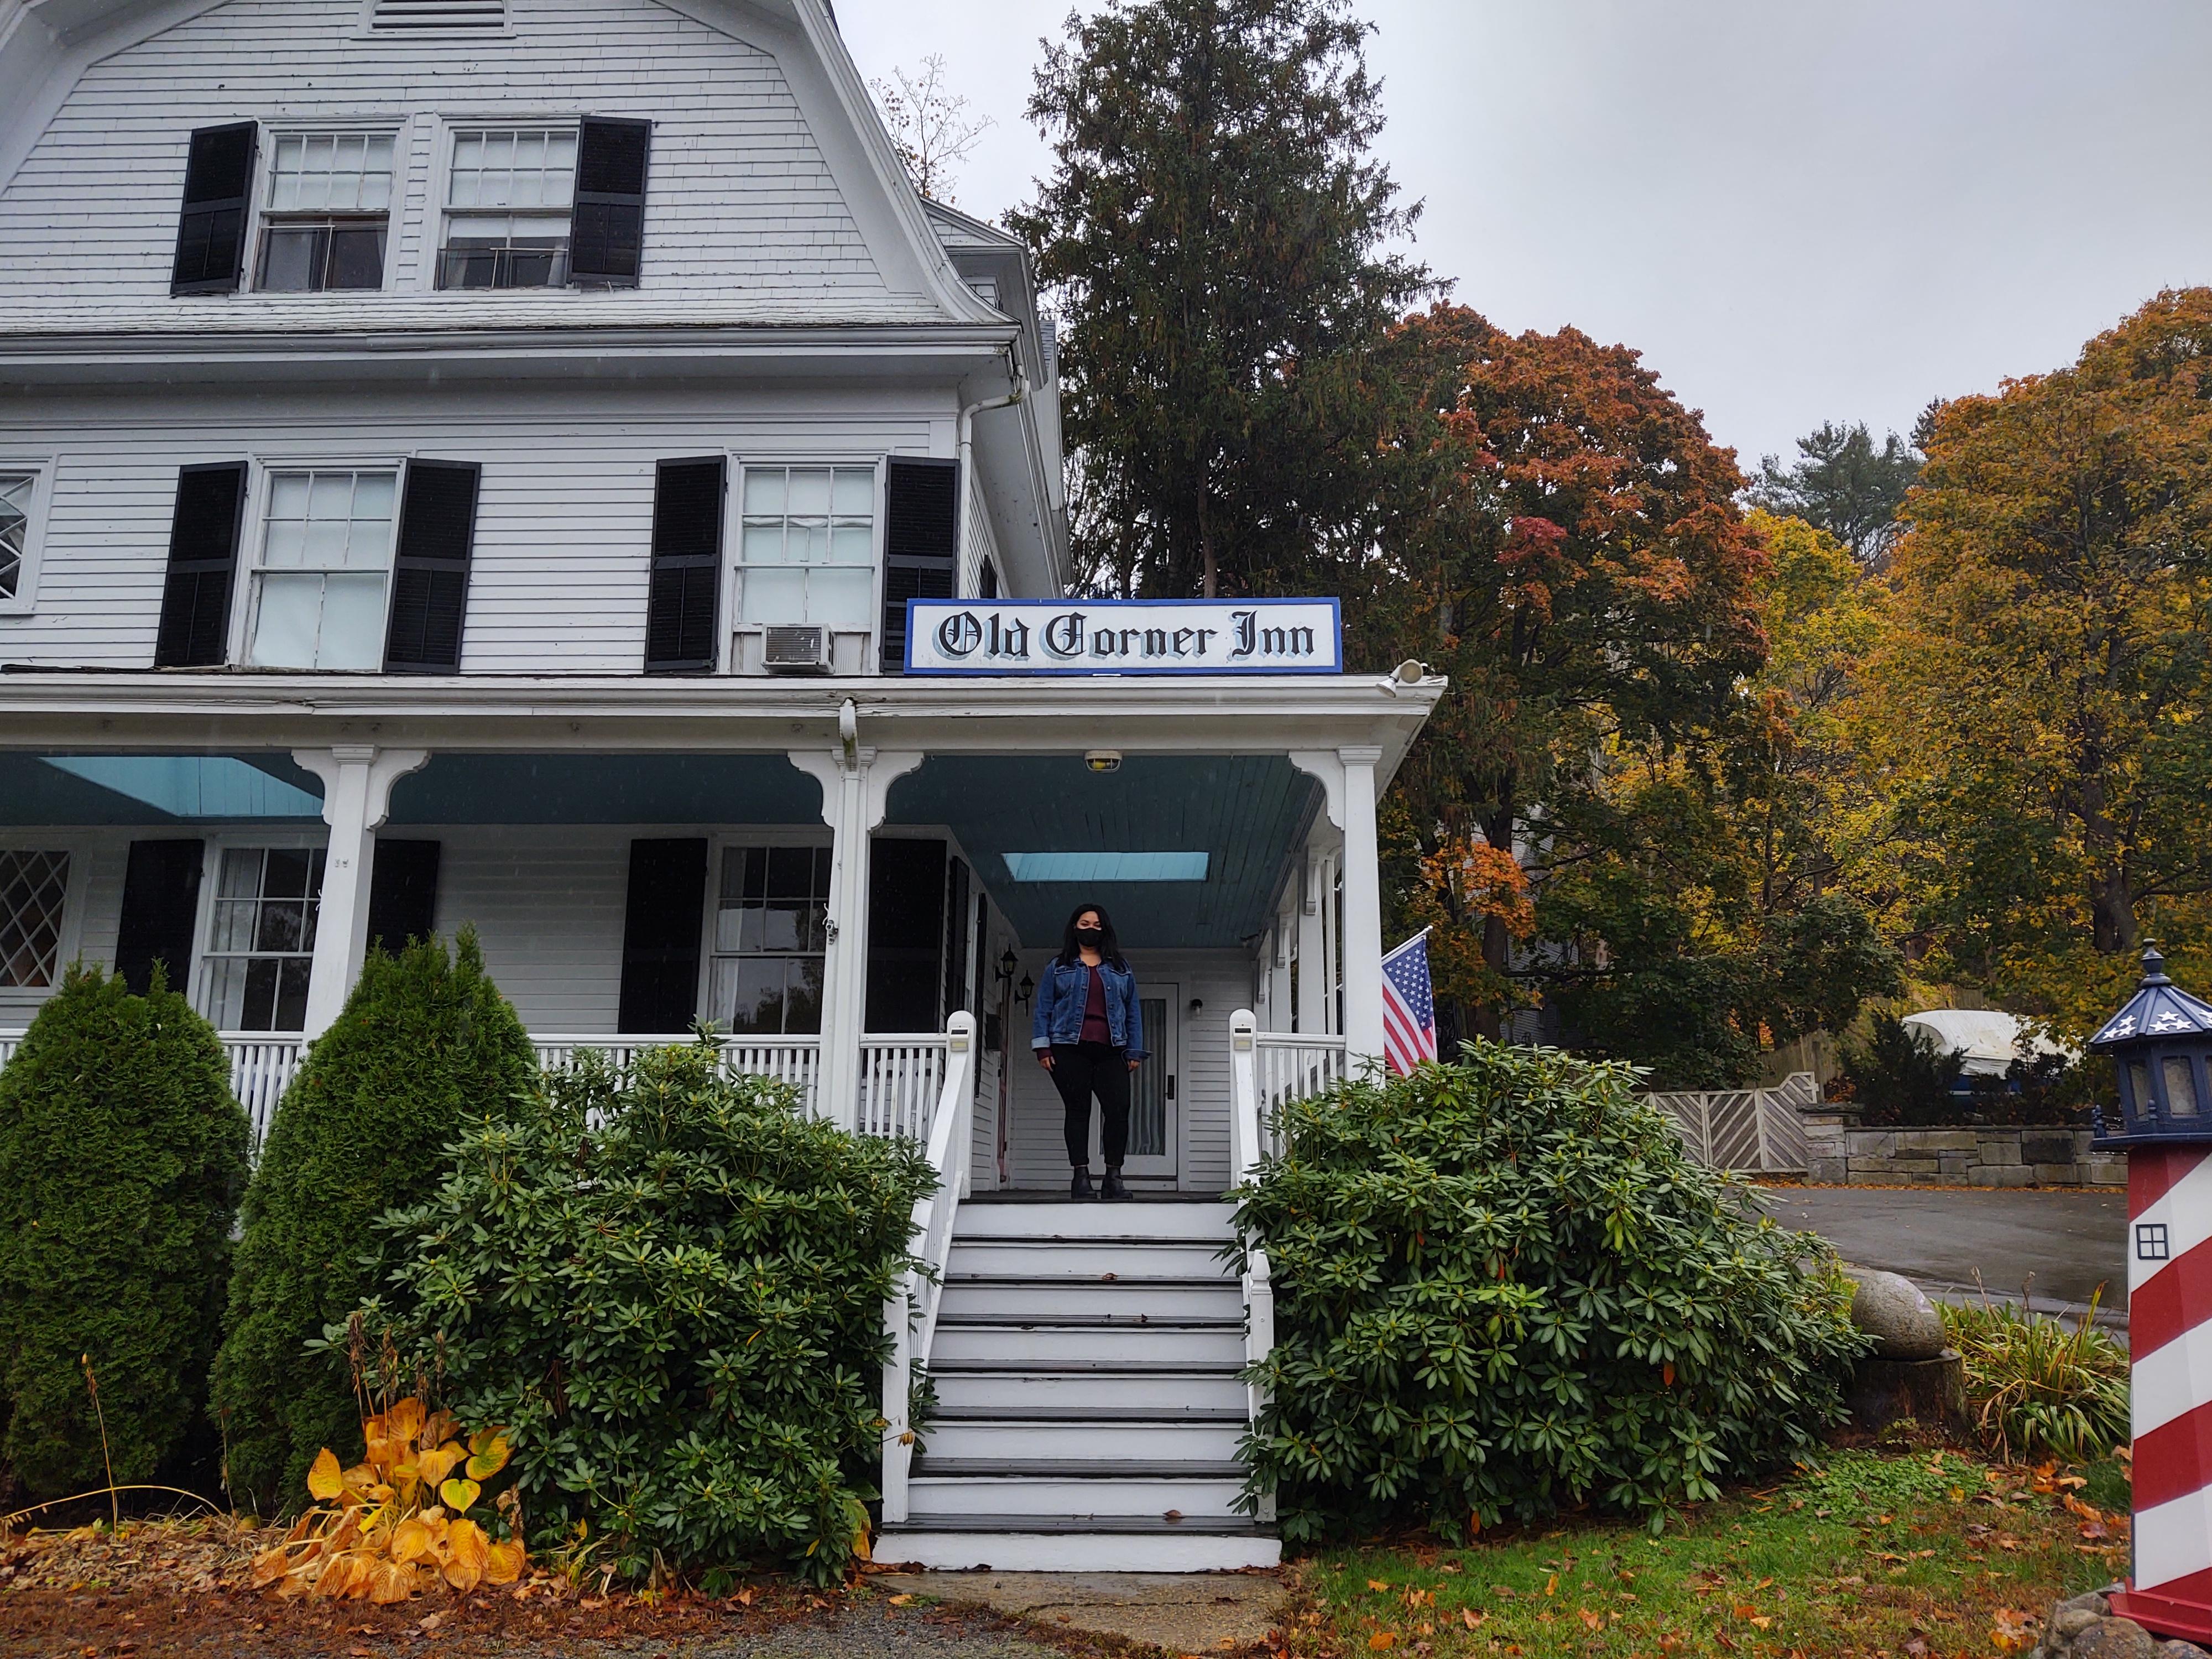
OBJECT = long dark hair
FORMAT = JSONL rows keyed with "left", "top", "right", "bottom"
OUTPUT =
{"left": 1057, "top": 900, "right": 1128, "bottom": 969}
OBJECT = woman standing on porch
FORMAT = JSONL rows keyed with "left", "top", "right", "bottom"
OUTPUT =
{"left": 1034, "top": 902, "right": 1146, "bottom": 1201}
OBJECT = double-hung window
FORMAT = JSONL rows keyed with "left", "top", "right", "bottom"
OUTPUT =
{"left": 257, "top": 133, "right": 395, "bottom": 292}
{"left": 708, "top": 846, "right": 830, "bottom": 1035}
{"left": 247, "top": 469, "right": 399, "bottom": 671}
{"left": 738, "top": 466, "right": 876, "bottom": 630}
{"left": 200, "top": 846, "right": 324, "bottom": 1031}
{"left": 441, "top": 128, "right": 577, "bottom": 289}
{"left": 0, "top": 473, "right": 32, "bottom": 604}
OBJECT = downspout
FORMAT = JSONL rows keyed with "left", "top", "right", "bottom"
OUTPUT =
{"left": 957, "top": 376, "right": 1029, "bottom": 596}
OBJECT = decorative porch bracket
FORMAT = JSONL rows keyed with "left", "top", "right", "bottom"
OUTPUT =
{"left": 788, "top": 732, "right": 924, "bottom": 1131}
{"left": 292, "top": 745, "right": 430, "bottom": 1039}
{"left": 1287, "top": 747, "right": 1384, "bottom": 1068}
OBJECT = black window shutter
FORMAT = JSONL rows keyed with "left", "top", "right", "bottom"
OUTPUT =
{"left": 171, "top": 123, "right": 257, "bottom": 295}
{"left": 644, "top": 457, "right": 723, "bottom": 674}
{"left": 617, "top": 837, "right": 707, "bottom": 1033}
{"left": 154, "top": 463, "right": 248, "bottom": 667}
{"left": 384, "top": 461, "right": 481, "bottom": 672}
{"left": 978, "top": 558, "right": 999, "bottom": 600}
{"left": 364, "top": 839, "right": 441, "bottom": 958}
{"left": 865, "top": 837, "right": 946, "bottom": 1032}
{"left": 941, "top": 855, "right": 971, "bottom": 1020}
{"left": 115, "top": 839, "right": 205, "bottom": 996}
{"left": 570, "top": 117, "right": 650, "bottom": 288}
{"left": 881, "top": 457, "right": 958, "bottom": 672}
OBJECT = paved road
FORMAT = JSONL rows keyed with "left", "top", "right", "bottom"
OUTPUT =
{"left": 1756, "top": 1185, "right": 2130, "bottom": 1322}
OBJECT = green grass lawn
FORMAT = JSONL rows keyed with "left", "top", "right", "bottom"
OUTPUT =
{"left": 1281, "top": 1450, "right": 2128, "bottom": 1658}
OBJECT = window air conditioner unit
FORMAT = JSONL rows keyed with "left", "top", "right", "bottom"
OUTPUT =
{"left": 761, "top": 624, "right": 833, "bottom": 674}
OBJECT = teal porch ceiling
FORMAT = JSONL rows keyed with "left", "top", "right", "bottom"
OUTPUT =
{"left": 385, "top": 754, "right": 825, "bottom": 825}
{"left": 0, "top": 753, "right": 326, "bottom": 823}
{"left": 885, "top": 755, "right": 1321, "bottom": 950}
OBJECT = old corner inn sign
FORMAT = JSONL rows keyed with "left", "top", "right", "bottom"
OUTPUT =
{"left": 904, "top": 598, "right": 1343, "bottom": 675}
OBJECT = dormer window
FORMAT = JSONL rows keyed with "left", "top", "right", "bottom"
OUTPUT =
{"left": 256, "top": 133, "right": 395, "bottom": 292}
{"left": 440, "top": 128, "right": 578, "bottom": 289}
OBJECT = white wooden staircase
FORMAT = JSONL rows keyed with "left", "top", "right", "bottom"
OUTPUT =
{"left": 870, "top": 1010, "right": 1345, "bottom": 1572}
{"left": 874, "top": 1198, "right": 1277, "bottom": 1571}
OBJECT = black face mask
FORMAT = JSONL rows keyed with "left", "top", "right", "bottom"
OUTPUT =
{"left": 1075, "top": 927, "right": 1105, "bottom": 948}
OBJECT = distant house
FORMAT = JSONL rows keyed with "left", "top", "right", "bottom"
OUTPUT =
{"left": 0, "top": 0, "right": 1439, "bottom": 1569}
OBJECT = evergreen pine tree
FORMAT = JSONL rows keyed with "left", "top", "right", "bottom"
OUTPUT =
{"left": 1009, "top": 0, "right": 1430, "bottom": 599}
{"left": 0, "top": 965, "right": 248, "bottom": 1497}
{"left": 210, "top": 930, "right": 536, "bottom": 1511}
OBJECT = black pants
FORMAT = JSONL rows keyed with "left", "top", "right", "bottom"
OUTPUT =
{"left": 1050, "top": 1042, "right": 1131, "bottom": 1167}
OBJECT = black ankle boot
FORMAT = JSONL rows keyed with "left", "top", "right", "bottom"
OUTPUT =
{"left": 1070, "top": 1165, "right": 1095, "bottom": 1200}
{"left": 1101, "top": 1166, "right": 1130, "bottom": 1202}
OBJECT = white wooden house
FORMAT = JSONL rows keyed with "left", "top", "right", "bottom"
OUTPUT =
{"left": 0, "top": 0, "right": 1442, "bottom": 1569}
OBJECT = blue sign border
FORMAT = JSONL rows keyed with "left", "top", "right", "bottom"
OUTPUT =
{"left": 902, "top": 596, "right": 1345, "bottom": 676}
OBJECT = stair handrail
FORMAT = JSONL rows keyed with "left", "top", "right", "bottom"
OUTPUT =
{"left": 1227, "top": 1009, "right": 1278, "bottom": 1523}
{"left": 879, "top": 1009, "right": 976, "bottom": 1527}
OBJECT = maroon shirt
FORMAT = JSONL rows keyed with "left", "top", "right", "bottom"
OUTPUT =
{"left": 1079, "top": 964, "right": 1113, "bottom": 1045}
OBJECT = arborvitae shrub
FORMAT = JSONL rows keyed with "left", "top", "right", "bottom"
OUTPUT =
{"left": 1237, "top": 1042, "right": 1866, "bottom": 1540}
{"left": 0, "top": 965, "right": 249, "bottom": 1498}
{"left": 356, "top": 1041, "right": 935, "bottom": 1586}
{"left": 212, "top": 930, "right": 536, "bottom": 1512}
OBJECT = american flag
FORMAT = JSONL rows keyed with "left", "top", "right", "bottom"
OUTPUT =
{"left": 1380, "top": 930, "right": 1437, "bottom": 1075}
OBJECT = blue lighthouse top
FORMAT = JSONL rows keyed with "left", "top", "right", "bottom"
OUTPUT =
{"left": 2088, "top": 946, "right": 2212, "bottom": 1050}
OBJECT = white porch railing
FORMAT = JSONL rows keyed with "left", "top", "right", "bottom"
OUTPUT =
{"left": 878, "top": 1011, "right": 976, "bottom": 1526}
{"left": 1251, "top": 1030, "right": 1348, "bottom": 1159}
{"left": 533, "top": 1034, "right": 824, "bottom": 1114}
{"left": 1227, "top": 1010, "right": 1286, "bottom": 1525}
{"left": 0, "top": 1026, "right": 957, "bottom": 1157}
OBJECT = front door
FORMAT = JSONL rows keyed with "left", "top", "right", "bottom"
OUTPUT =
{"left": 1114, "top": 987, "right": 1178, "bottom": 1181}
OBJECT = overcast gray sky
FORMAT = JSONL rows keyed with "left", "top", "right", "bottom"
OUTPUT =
{"left": 836, "top": 0, "right": 2212, "bottom": 474}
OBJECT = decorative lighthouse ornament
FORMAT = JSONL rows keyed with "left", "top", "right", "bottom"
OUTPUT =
{"left": 2090, "top": 945, "right": 2212, "bottom": 1642}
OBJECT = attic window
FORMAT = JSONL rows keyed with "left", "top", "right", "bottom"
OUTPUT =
{"left": 369, "top": 0, "right": 506, "bottom": 28}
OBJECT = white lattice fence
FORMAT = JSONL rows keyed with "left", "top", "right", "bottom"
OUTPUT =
{"left": 1645, "top": 1072, "right": 1817, "bottom": 1175}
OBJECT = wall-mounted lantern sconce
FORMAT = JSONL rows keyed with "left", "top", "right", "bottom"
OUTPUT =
{"left": 1018, "top": 973, "right": 1035, "bottom": 1009}
{"left": 997, "top": 947, "right": 1019, "bottom": 986}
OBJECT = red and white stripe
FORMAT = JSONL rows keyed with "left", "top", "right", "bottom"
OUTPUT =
{"left": 2114, "top": 1145, "right": 2212, "bottom": 1631}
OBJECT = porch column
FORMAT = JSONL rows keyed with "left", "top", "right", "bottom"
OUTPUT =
{"left": 1266, "top": 904, "right": 1294, "bottom": 1032}
{"left": 293, "top": 745, "right": 429, "bottom": 1039}
{"left": 1336, "top": 747, "right": 1386, "bottom": 1068}
{"left": 1296, "top": 839, "right": 1337, "bottom": 1037}
{"left": 789, "top": 743, "right": 923, "bottom": 1129}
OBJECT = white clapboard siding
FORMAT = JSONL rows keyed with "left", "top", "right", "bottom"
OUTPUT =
{"left": 426, "top": 825, "right": 634, "bottom": 1032}
{"left": 1004, "top": 951, "right": 1247, "bottom": 1194}
{"left": 0, "top": 0, "right": 891, "bottom": 305}
{"left": 0, "top": 390, "right": 942, "bottom": 671}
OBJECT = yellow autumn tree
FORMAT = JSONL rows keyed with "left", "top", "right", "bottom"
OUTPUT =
{"left": 1857, "top": 288, "right": 2212, "bottom": 1037}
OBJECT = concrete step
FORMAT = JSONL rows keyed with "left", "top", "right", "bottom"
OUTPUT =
{"left": 874, "top": 1523, "right": 1280, "bottom": 1573}
{"left": 937, "top": 1275, "right": 1242, "bottom": 1322}
{"left": 922, "top": 1413, "right": 1247, "bottom": 1462}
{"left": 930, "top": 1317, "right": 1245, "bottom": 1366}
{"left": 953, "top": 1202, "right": 1236, "bottom": 1242}
{"left": 928, "top": 1365, "right": 1249, "bottom": 1413}
{"left": 948, "top": 1237, "right": 1234, "bottom": 1278}
{"left": 905, "top": 1464, "right": 1248, "bottom": 1519}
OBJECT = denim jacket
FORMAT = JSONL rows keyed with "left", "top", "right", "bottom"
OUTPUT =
{"left": 1031, "top": 957, "right": 1148, "bottom": 1060}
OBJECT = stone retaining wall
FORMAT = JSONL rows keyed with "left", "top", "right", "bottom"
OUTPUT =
{"left": 1800, "top": 1115, "right": 2126, "bottom": 1188}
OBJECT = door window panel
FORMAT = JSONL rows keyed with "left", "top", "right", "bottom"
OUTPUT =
{"left": 707, "top": 845, "right": 830, "bottom": 1035}
{"left": 1128, "top": 995, "right": 1168, "bottom": 1158}
{"left": 200, "top": 846, "right": 325, "bottom": 1030}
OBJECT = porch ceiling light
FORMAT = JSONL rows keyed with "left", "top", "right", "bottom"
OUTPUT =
{"left": 1002, "top": 852, "right": 1209, "bottom": 883}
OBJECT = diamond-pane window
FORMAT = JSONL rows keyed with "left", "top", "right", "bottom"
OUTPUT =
{"left": 0, "top": 850, "right": 70, "bottom": 989}
{"left": 0, "top": 474, "right": 30, "bottom": 601}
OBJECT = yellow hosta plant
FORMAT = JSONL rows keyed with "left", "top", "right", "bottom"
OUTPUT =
{"left": 251, "top": 1395, "right": 525, "bottom": 1601}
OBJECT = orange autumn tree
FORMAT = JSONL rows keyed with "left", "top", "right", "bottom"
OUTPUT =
{"left": 1860, "top": 288, "right": 2212, "bottom": 1037}
{"left": 1358, "top": 306, "right": 1770, "bottom": 1040}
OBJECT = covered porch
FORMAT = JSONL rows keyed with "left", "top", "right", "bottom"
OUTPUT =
{"left": 0, "top": 672, "right": 1437, "bottom": 1182}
